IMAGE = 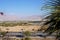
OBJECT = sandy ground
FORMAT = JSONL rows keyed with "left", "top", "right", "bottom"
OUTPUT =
{"left": 1, "top": 36, "right": 56, "bottom": 40}
{"left": 0, "top": 25, "right": 41, "bottom": 32}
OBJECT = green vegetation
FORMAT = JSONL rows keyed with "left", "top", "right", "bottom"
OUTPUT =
{"left": 0, "top": 32, "right": 7, "bottom": 37}
{"left": 23, "top": 31, "right": 31, "bottom": 40}
{"left": 24, "top": 31, "right": 31, "bottom": 36}
{"left": 0, "top": 21, "right": 28, "bottom": 27}
{"left": 25, "top": 37, "right": 31, "bottom": 40}
{"left": 42, "top": 0, "right": 60, "bottom": 40}
{"left": 0, "top": 21, "right": 40, "bottom": 27}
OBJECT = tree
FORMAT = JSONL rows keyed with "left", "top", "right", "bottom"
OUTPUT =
{"left": 42, "top": 0, "right": 60, "bottom": 40}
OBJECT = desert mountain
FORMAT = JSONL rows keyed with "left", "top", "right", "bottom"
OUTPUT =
{"left": 0, "top": 15, "right": 42, "bottom": 21}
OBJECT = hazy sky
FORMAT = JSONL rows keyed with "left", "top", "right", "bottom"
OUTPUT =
{"left": 0, "top": 0, "right": 48, "bottom": 17}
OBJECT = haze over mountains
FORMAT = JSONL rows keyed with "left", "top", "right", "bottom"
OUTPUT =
{"left": 21, "top": 15, "right": 42, "bottom": 21}
{"left": 0, "top": 14, "right": 42, "bottom": 21}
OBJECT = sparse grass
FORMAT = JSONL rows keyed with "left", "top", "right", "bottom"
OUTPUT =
{"left": 0, "top": 22, "right": 28, "bottom": 27}
{"left": 0, "top": 21, "right": 40, "bottom": 27}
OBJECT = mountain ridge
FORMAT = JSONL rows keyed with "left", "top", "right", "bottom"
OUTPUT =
{"left": 0, "top": 15, "right": 42, "bottom": 21}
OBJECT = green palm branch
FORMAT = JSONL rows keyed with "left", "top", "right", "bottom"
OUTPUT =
{"left": 42, "top": 0, "right": 60, "bottom": 40}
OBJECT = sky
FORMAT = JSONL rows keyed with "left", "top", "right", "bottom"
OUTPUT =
{"left": 0, "top": 0, "right": 48, "bottom": 18}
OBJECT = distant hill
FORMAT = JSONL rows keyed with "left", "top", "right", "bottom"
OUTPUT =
{"left": 0, "top": 15, "right": 20, "bottom": 21}
{"left": 20, "top": 15, "right": 42, "bottom": 21}
{"left": 0, "top": 15, "right": 42, "bottom": 21}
